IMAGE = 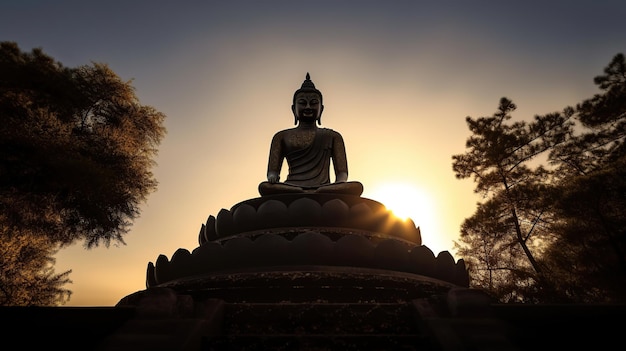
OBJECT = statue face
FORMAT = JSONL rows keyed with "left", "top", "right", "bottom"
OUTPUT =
{"left": 292, "top": 92, "right": 323, "bottom": 123}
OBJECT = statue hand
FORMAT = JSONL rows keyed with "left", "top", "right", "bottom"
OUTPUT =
{"left": 267, "top": 172, "right": 280, "bottom": 183}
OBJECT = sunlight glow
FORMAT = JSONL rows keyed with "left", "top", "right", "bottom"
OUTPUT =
{"left": 368, "top": 182, "right": 429, "bottom": 219}
{"left": 367, "top": 181, "right": 439, "bottom": 236}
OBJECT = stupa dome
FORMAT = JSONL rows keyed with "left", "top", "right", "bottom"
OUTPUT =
{"left": 146, "top": 193, "right": 469, "bottom": 292}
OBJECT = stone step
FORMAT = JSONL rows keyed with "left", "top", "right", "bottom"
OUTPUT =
{"left": 204, "top": 302, "right": 435, "bottom": 350}
{"left": 95, "top": 318, "right": 211, "bottom": 351}
{"left": 419, "top": 317, "right": 519, "bottom": 351}
{"left": 221, "top": 302, "right": 422, "bottom": 335}
{"left": 207, "top": 334, "right": 433, "bottom": 350}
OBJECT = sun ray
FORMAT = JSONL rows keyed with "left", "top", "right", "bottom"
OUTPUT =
{"left": 366, "top": 181, "right": 439, "bottom": 246}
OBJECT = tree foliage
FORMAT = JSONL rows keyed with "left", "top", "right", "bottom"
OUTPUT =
{"left": 543, "top": 53, "right": 626, "bottom": 302}
{"left": 452, "top": 97, "right": 573, "bottom": 302}
{"left": 0, "top": 229, "right": 71, "bottom": 305}
{"left": 453, "top": 53, "right": 626, "bottom": 303}
{"left": 0, "top": 42, "right": 166, "bottom": 305}
{"left": 0, "top": 41, "right": 166, "bottom": 248}
{"left": 550, "top": 54, "right": 626, "bottom": 176}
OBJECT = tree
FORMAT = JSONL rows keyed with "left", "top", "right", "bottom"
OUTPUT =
{"left": 452, "top": 97, "right": 573, "bottom": 302}
{"left": 0, "top": 230, "right": 71, "bottom": 305}
{"left": 550, "top": 54, "right": 626, "bottom": 176}
{"left": 543, "top": 161, "right": 626, "bottom": 302}
{"left": 454, "top": 53, "right": 626, "bottom": 303}
{"left": 0, "top": 42, "right": 166, "bottom": 305}
{"left": 544, "top": 53, "right": 626, "bottom": 302}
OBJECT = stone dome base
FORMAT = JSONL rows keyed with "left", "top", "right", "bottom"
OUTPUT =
{"left": 138, "top": 266, "right": 460, "bottom": 304}
{"left": 146, "top": 194, "right": 469, "bottom": 289}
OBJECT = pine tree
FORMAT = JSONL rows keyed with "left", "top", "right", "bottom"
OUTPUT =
{"left": 544, "top": 53, "right": 626, "bottom": 302}
{"left": 452, "top": 97, "right": 573, "bottom": 302}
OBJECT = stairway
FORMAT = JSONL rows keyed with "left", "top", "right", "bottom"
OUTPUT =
{"left": 95, "top": 293, "right": 225, "bottom": 351}
{"left": 206, "top": 301, "right": 435, "bottom": 350}
{"left": 98, "top": 281, "right": 519, "bottom": 350}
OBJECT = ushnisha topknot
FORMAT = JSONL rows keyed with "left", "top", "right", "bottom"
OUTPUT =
{"left": 293, "top": 72, "right": 323, "bottom": 105}
{"left": 300, "top": 72, "right": 316, "bottom": 89}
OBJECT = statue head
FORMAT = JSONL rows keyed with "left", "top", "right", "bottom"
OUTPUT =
{"left": 292, "top": 73, "right": 324, "bottom": 125}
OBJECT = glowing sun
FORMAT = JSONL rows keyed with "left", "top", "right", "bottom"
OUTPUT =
{"left": 367, "top": 182, "right": 438, "bottom": 231}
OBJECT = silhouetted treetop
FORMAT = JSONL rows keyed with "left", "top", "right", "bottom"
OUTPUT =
{"left": 0, "top": 41, "right": 167, "bottom": 249}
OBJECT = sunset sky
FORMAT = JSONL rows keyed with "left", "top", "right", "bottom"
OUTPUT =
{"left": 2, "top": 1, "right": 625, "bottom": 306}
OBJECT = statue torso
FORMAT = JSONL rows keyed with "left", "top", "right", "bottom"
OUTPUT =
{"left": 275, "top": 127, "right": 334, "bottom": 186}
{"left": 279, "top": 128, "right": 317, "bottom": 155}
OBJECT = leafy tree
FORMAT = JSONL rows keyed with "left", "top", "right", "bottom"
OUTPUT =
{"left": 454, "top": 53, "right": 626, "bottom": 303}
{"left": 544, "top": 53, "right": 626, "bottom": 302}
{"left": 452, "top": 97, "right": 573, "bottom": 302}
{"left": 543, "top": 161, "right": 626, "bottom": 302}
{"left": 0, "top": 230, "right": 71, "bottom": 305}
{"left": 550, "top": 54, "right": 626, "bottom": 176}
{"left": 0, "top": 42, "right": 166, "bottom": 305}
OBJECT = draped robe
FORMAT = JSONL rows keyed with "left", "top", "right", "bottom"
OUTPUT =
{"left": 267, "top": 128, "right": 348, "bottom": 188}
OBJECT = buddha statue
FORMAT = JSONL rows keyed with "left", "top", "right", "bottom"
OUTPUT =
{"left": 258, "top": 73, "right": 364, "bottom": 197}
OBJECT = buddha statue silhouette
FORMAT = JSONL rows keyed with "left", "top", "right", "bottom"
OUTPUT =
{"left": 258, "top": 73, "right": 364, "bottom": 196}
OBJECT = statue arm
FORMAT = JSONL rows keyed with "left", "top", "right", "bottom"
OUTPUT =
{"left": 335, "top": 171, "right": 348, "bottom": 183}
{"left": 267, "top": 133, "right": 284, "bottom": 183}
{"left": 267, "top": 171, "right": 280, "bottom": 183}
{"left": 331, "top": 131, "right": 348, "bottom": 183}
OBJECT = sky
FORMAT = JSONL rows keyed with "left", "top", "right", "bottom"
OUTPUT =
{"left": 2, "top": 0, "right": 625, "bottom": 306}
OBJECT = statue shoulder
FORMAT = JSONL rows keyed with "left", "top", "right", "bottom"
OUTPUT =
{"left": 320, "top": 127, "right": 340, "bottom": 134}
{"left": 320, "top": 128, "right": 344, "bottom": 139}
{"left": 272, "top": 127, "right": 297, "bottom": 139}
